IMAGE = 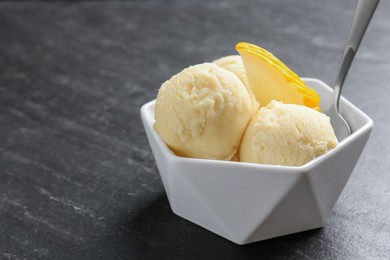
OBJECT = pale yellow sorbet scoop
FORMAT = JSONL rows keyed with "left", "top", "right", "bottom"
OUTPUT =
{"left": 213, "top": 55, "right": 249, "bottom": 88}
{"left": 155, "top": 63, "right": 258, "bottom": 160}
{"left": 213, "top": 55, "right": 259, "bottom": 111}
{"left": 240, "top": 100, "right": 338, "bottom": 166}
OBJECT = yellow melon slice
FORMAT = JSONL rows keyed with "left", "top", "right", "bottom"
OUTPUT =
{"left": 236, "top": 42, "right": 320, "bottom": 111}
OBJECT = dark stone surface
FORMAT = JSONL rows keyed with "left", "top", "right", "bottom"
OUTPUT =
{"left": 0, "top": 0, "right": 389, "bottom": 259}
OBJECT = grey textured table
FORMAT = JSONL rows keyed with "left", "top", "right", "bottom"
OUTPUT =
{"left": 1, "top": 0, "right": 389, "bottom": 259}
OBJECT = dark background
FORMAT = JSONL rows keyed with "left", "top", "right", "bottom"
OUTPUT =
{"left": 1, "top": 0, "right": 389, "bottom": 259}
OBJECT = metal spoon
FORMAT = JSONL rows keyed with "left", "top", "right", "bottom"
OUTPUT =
{"left": 326, "top": 0, "right": 379, "bottom": 141}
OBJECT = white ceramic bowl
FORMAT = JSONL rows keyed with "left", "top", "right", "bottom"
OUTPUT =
{"left": 140, "top": 78, "right": 373, "bottom": 245}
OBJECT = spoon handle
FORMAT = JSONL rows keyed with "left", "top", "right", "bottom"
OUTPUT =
{"left": 334, "top": 0, "right": 380, "bottom": 109}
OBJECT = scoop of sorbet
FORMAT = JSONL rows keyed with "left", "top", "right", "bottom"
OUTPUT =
{"left": 240, "top": 100, "right": 338, "bottom": 166}
{"left": 155, "top": 63, "right": 258, "bottom": 160}
{"left": 213, "top": 55, "right": 258, "bottom": 111}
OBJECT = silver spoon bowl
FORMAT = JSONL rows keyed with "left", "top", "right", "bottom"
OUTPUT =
{"left": 326, "top": 0, "right": 379, "bottom": 141}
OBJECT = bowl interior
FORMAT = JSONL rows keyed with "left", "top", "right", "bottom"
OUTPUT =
{"left": 141, "top": 78, "right": 373, "bottom": 168}
{"left": 305, "top": 78, "right": 371, "bottom": 133}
